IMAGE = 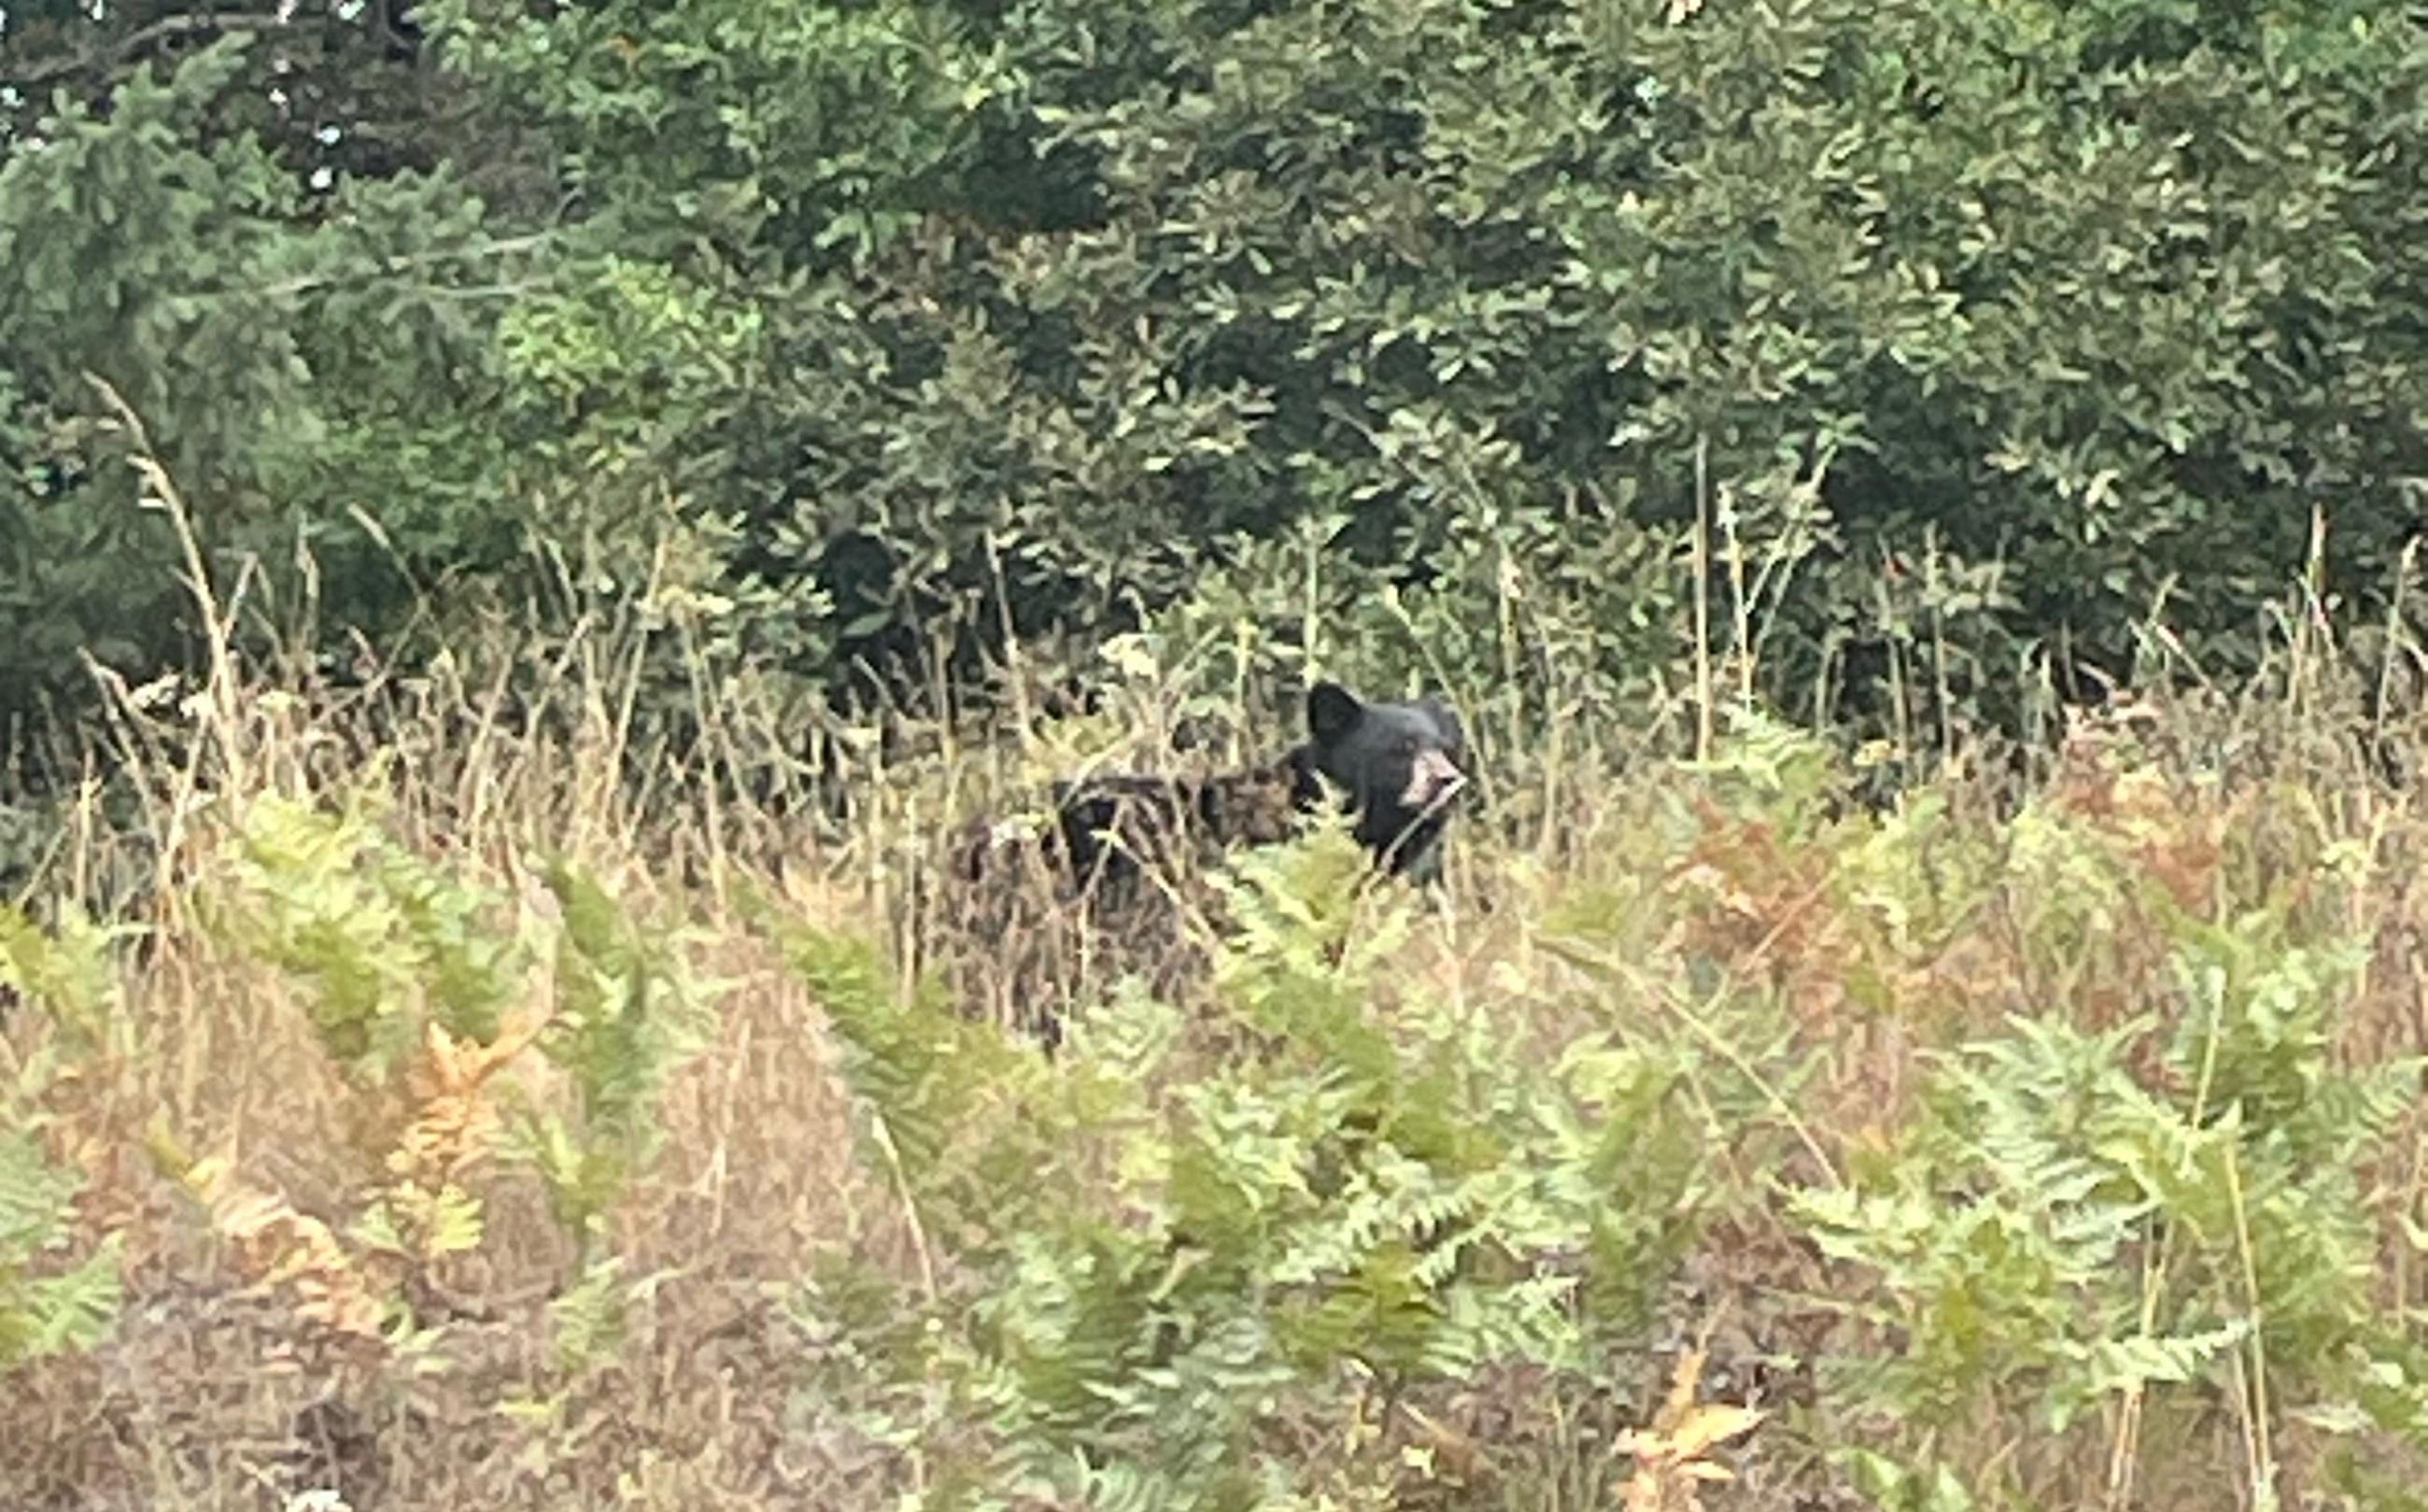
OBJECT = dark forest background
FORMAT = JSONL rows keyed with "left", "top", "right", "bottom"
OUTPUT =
{"left": 6, "top": 0, "right": 2421, "bottom": 784}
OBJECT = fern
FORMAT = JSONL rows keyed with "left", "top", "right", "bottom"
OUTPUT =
{"left": 511, "top": 859, "right": 719, "bottom": 1250}
{"left": 548, "top": 1251, "right": 629, "bottom": 1376}
{"left": 199, "top": 802, "right": 712, "bottom": 1262}
{"left": 181, "top": 797, "right": 730, "bottom": 1339}
{"left": 0, "top": 901, "right": 136, "bottom": 1060}
{"left": 1673, "top": 708, "right": 1846, "bottom": 846}
{"left": 356, "top": 1181, "right": 485, "bottom": 1266}
{"left": 160, "top": 1145, "right": 390, "bottom": 1347}
{"left": 1542, "top": 1038, "right": 1713, "bottom": 1335}
{"left": 0, "top": 897, "right": 140, "bottom": 1359}
{"left": 540, "top": 860, "right": 715, "bottom": 1132}
{"left": 2163, "top": 910, "right": 2375, "bottom": 1147}
{"left": 2154, "top": 909, "right": 2421, "bottom": 1386}
{"left": 1205, "top": 828, "right": 1405, "bottom": 1097}
{"left": 772, "top": 826, "right": 1726, "bottom": 1507}
{"left": 1796, "top": 1014, "right": 2198, "bottom": 1431}
{"left": 756, "top": 901, "right": 1096, "bottom": 1259}
{"left": 1832, "top": 1448, "right": 1983, "bottom": 1512}
{"left": 197, "top": 793, "right": 527, "bottom": 1079}
{"left": 1797, "top": 893, "right": 2428, "bottom": 1492}
{"left": 0, "top": 1131, "right": 121, "bottom": 1373}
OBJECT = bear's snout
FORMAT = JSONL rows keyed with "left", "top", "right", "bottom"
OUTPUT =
{"left": 1401, "top": 748, "right": 1465, "bottom": 811}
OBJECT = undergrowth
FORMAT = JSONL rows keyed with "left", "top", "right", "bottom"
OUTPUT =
{"left": 1, "top": 637, "right": 2425, "bottom": 1511}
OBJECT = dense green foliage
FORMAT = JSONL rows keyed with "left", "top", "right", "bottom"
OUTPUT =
{"left": 5, "top": 0, "right": 2423, "bottom": 756}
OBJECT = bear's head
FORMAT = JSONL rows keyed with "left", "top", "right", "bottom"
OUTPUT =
{"left": 1294, "top": 680, "right": 1468, "bottom": 881}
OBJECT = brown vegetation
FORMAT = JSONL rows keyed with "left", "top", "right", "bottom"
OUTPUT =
{"left": 3, "top": 629, "right": 2426, "bottom": 1511}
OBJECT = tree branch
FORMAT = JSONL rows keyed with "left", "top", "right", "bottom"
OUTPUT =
{"left": 9, "top": 11, "right": 297, "bottom": 92}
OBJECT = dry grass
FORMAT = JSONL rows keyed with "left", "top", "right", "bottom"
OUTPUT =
{"left": 3, "top": 455, "right": 2426, "bottom": 1508}
{"left": 1, "top": 633, "right": 2422, "bottom": 1509}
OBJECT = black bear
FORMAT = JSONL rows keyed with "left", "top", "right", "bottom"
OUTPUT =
{"left": 952, "top": 679, "right": 1470, "bottom": 897}
{"left": 1285, "top": 680, "right": 1468, "bottom": 884}
{"left": 931, "top": 680, "right": 1468, "bottom": 1046}
{"left": 955, "top": 757, "right": 1303, "bottom": 900}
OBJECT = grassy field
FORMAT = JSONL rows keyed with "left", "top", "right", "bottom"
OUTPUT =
{"left": 4, "top": 619, "right": 2427, "bottom": 1512}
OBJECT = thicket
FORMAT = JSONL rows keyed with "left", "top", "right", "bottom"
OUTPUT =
{"left": 5, "top": 0, "right": 2424, "bottom": 773}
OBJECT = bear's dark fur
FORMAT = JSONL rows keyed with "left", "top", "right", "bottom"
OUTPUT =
{"left": 1285, "top": 680, "right": 1469, "bottom": 884}
{"left": 954, "top": 756, "right": 1304, "bottom": 902}
{"left": 931, "top": 680, "right": 1469, "bottom": 1045}
{"left": 954, "top": 679, "right": 1469, "bottom": 897}
{"left": 954, "top": 679, "right": 1470, "bottom": 901}
{"left": 933, "top": 756, "right": 1301, "bottom": 1047}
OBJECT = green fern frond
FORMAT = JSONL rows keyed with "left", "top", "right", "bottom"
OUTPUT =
{"left": 1207, "top": 829, "right": 1407, "bottom": 1095}
{"left": 196, "top": 793, "right": 536, "bottom": 1080}
{"left": 0, "top": 1133, "right": 121, "bottom": 1373}
{"left": 540, "top": 857, "right": 717, "bottom": 1138}
{"left": 549, "top": 1252, "right": 628, "bottom": 1376}
{"left": 0, "top": 902, "right": 136, "bottom": 1057}
{"left": 758, "top": 907, "right": 1088, "bottom": 1257}
{"left": 2047, "top": 1321, "right": 2252, "bottom": 1431}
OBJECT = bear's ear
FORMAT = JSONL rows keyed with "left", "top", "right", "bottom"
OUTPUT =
{"left": 1417, "top": 696, "right": 1466, "bottom": 762}
{"left": 1306, "top": 682, "right": 1364, "bottom": 746}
